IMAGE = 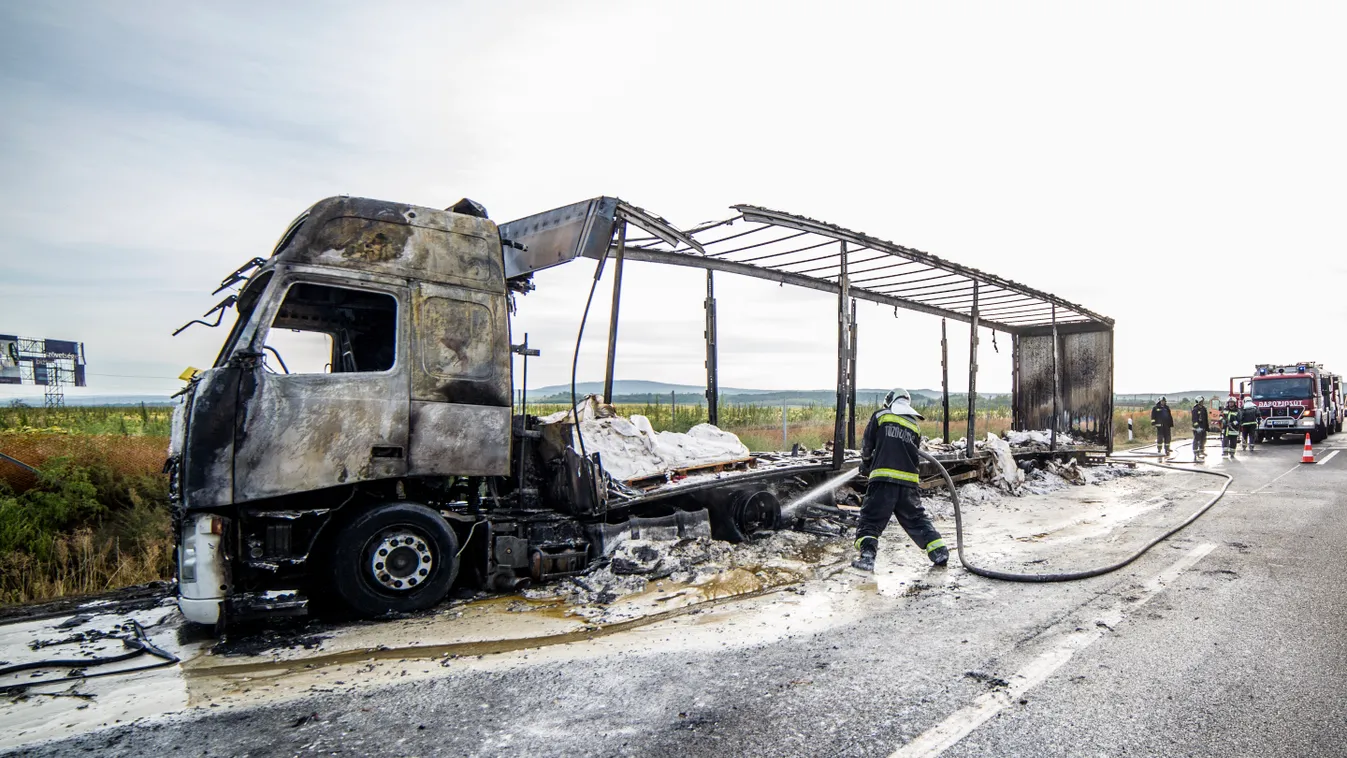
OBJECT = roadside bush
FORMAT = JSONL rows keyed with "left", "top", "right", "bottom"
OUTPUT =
{"left": 0, "top": 456, "right": 172, "bottom": 605}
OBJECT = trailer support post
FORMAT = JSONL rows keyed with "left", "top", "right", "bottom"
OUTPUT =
{"left": 833, "top": 241, "right": 851, "bottom": 471}
{"left": 941, "top": 318, "right": 950, "bottom": 444}
{"left": 966, "top": 282, "right": 979, "bottom": 458}
{"left": 602, "top": 221, "right": 627, "bottom": 404}
{"left": 847, "top": 298, "right": 858, "bottom": 449}
{"left": 1051, "top": 304, "right": 1060, "bottom": 452}
{"left": 705, "top": 270, "right": 719, "bottom": 427}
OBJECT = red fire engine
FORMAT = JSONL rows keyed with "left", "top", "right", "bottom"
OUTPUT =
{"left": 1232, "top": 363, "right": 1343, "bottom": 443}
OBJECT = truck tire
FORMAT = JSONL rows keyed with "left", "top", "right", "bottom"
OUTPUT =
{"left": 711, "top": 491, "right": 781, "bottom": 543}
{"left": 1311, "top": 426, "right": 1327, "bottom": 444}
{"left": 330, "top": 503, "right": 459, "bottom": 618}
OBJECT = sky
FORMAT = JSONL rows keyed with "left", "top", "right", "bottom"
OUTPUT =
{"left": 2, "top": 1, "right": 1345, "bottom": 402}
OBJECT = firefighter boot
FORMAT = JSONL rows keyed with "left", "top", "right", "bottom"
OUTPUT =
{"left": 929, "top": 545, "right": 950, "bottom": 566}
{"left": 852, "top": 537, "right": 877, "bottom": 572}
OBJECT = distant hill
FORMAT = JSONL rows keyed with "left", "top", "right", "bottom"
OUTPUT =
{"left": 1115, "top": 391, "right": 1228, "bottom": 406}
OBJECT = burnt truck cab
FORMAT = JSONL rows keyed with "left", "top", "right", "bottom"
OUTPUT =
{"left": 172, "top": 197, "right": 515, "bottom": 625}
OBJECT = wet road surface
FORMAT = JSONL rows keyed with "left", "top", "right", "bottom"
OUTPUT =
{"left": 11, "top": 436, "right": 1347, "bottom": 757}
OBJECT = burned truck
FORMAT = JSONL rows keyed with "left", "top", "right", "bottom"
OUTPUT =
{"left": 170, "top": 196, "right": 846, "bottom": 628}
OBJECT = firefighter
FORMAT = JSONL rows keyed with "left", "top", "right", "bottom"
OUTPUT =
{"left": 852, "top": 388, "right": 948, "bottom": 572}
{"left": 1151, "top": 397, "right": 1175, "bottom": 457}
{"left": 1241, "top": 397, "right": 1259, "bottom": 451}
{"left": 1191, "top": 397, "right": 1209, "bottom": 461}
{"left": 1222, "top": 397, "right": 1242, "bottom": 458}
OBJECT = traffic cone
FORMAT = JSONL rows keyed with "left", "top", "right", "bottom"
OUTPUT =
{"left": 1301, "top": 433, "right": 1315, "bottom": 464}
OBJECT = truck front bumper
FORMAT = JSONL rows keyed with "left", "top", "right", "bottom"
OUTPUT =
{"left": 1258, "top": 418, "right": 1316, "bottom": 433}
{"left": 179, "top": 597, "right": 223, "bottom": 625}
{"left": 178, "top": 513, "right": 227, "bottom": 626}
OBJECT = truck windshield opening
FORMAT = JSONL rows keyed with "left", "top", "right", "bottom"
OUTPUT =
{"left": 1251, "top": 377, "right": 1313, "bottom": 400}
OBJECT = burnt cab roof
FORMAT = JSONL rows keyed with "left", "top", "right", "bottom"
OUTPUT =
{"left": 268, "top": 196, "right": 504, "bottom": 294}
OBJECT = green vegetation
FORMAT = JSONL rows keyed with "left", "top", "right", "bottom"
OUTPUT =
{"left": 0, "top": 455, "right": 171, "bottom": 604}
{"left": 0, "top": 403, "right": 174, "bottom": 605}
{"left": 0, "top": 401, "right": 173, "bottom": 436}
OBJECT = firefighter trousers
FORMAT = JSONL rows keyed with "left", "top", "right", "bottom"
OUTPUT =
{"left": 856, "top": 481, "right": 943, "bottom": 552}
{"left": 1242, "top": 426, "right": 1256, "bottom": 446}
{"left": 1156, "top": 425, "right": 1172, "bottom": 451}
{"left": 1192, "top": 429, "right": 1207, "bottom": 456}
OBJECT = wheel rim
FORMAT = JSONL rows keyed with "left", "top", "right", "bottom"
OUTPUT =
{"left": 365, "top": 527, "right": 435, "bottom": 592}
{"left": 735, "top": 492, "right": 780, "bottom": 536}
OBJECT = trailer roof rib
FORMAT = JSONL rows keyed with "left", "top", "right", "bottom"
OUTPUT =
{"left": 615, "top": 204, "right": 1112, "bottom": 333}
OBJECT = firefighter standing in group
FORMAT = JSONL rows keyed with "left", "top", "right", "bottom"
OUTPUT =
{"left": 1151, "top": 397, "right": 1175, "bottom": 457}
{"left": 1222, "top": 397, "right": 1242, "bottom": 458}
{"left": 1241, "top": 397, "right": 1259, "bottom": 451}
{"left": 852, "top": 388, "right": 949, "bottom": 572}
{"left": 1191, "top": 397, "right": 1209, "bottom": 461}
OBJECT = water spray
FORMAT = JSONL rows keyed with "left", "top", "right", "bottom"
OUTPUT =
{"left": 781, "top": 467, "right": 860, "bottom": 518}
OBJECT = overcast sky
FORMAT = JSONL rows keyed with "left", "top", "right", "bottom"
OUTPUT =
{"left": 3, "top": 1, "right": 1345, "bottom": 401}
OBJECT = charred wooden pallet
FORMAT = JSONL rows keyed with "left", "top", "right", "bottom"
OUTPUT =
{"left": 624, "top": 456, "right": 757, "bottom": 489}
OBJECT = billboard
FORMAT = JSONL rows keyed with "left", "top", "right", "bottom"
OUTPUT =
{"left": 0, "top": 334, "right": 86, "bottom": 386}
{"left": 0, "top": 337, "right": 18, "bottom": 384}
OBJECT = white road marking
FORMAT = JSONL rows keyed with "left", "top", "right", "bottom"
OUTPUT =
{"left": 1250, "top": 464, "right": 1305, "bottom": 494}
{"left": 889, "top": 542, "right": 1218, "bottom": 758}
{"left": 1316, "top": 450, "right": 1339, "bottom": 466}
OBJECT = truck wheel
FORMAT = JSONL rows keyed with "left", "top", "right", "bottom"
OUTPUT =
{"left": 713, "top": 491, "right": 781, "bottom": 543}
{"left": 330, "top": 503, "right": 459, "bottom": 618}
{"left": 1311, "top": 426, "right": 1327, "bottom": 444}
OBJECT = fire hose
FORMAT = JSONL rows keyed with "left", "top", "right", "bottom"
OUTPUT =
{"left": 917, "top": 449, "right": 1233, "bottom": 582}
{"left": 0, "top": 620, "right": 179, "bottom": 695}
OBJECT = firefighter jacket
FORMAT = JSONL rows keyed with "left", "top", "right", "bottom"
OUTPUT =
{"left": 1151, "top": 402, "right": 1174, "bottom": 429}
{"left": 1221, "top": 408, "right": 1241, "bottom": 435}
{"left": 860, "top": 409, "right": 922, "bottom": 488}
{"left": 1240, "top": 404, "right": 1259, "bottom": 427}
{"left": 1191, "top": 404, "right": 1209, "bottom": 432}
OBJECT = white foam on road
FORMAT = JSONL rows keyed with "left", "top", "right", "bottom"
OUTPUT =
{"left": 889, "top": 542, "right": 1218, "bottom": 758}
{"left": 0, "top": 605, "right": 205, "bottom": 750}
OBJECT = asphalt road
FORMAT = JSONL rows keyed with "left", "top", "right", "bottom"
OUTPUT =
{"left": 15, "top": 436, "right": 1347, "bottom": 758}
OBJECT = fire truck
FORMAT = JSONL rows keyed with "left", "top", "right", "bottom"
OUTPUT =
{"left": 1238, "top": 363, "right": 1343, "bottom": 443}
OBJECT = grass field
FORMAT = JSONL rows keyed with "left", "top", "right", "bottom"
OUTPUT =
{"left": 0, "top": 404, "right": 173, "bottom": 604}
